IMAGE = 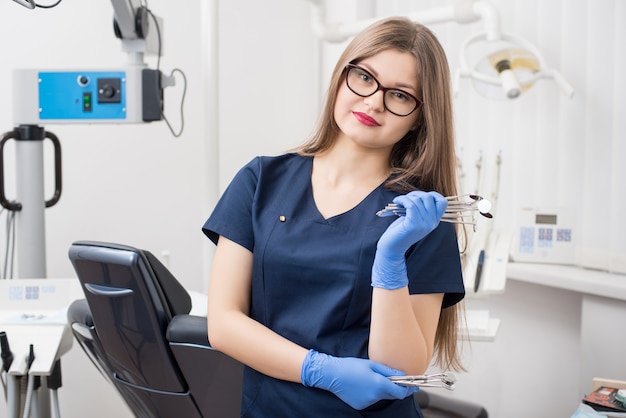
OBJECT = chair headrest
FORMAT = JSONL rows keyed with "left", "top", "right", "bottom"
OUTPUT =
{"left": 143, "top": 250, "right": 192, "bottom": 317}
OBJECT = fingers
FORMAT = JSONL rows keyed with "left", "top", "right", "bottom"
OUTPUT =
{"left": 396, "top": 383, "right": 421, "bottom": 399}
{"left": 392, "top": 191, "right": 448, "bottom": 222}
{"left": 368, "top": 360, "right": 405, "bottom": 377}
{"left": 434, "top": 193, "right": 448, "bottom": 218}
{"left": 374, "top": 190, "right": 447, "bottom": 260}
{"left": 368, "top": 361, "right": 421, "bottom": 400}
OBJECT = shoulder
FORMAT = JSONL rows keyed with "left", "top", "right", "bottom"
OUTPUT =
{"left": 238, "top": 153, "right": 309, "bottom": 175}
{"left": 225, "top": 153, "right": 312, "bottom": 202}
{"left": 255, "top": 153, "right": 310, "bottom": 171}
{"left": 239, "top": 153, "right": 311, "bottom": 184}
{"left": 409, "top": 222, "right": 460, "bottom": 266}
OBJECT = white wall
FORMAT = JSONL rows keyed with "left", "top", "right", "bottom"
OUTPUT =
{"left": 216, "top": 0, "right": 320, "bottom": 187}
{"left": 0, "top": 0, "right": 624, "bottom": 417}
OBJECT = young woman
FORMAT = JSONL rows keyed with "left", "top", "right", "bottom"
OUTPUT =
{"left": 203, "top": 16, "right": 465, "bottom": 417}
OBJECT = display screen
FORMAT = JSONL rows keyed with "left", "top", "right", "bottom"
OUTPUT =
{"left": 536, "top": 214, "right": 557, "bottom": 225}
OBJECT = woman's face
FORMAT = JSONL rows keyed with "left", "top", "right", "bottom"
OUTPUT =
{"left": 333, "top": 49, "right": 421, "bottom": 152}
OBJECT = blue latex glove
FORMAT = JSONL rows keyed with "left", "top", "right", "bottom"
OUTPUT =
{"left": 372, "top": 191, "right": 448, "bottom": 290}
{"left": 300, "top": 349, "right": 419, "bottom": 410}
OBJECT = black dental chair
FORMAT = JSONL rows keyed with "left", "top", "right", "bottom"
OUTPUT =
{"left": 67, "top": 240, "right": 487, "bottom": 418}
{"left": 67, "top": 241, "right": 242, "bottom": 418}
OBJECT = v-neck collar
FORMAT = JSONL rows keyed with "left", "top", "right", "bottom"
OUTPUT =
{"left": 304, "top": 156, "right": 391, "bottom": 223}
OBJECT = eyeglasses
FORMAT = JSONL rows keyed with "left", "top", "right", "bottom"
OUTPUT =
{"left": 345, "top": 64, "right": 422, "bottom": 117}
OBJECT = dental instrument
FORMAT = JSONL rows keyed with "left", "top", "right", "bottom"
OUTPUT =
{"left": 375, "top": 194, "right": 493, "bottom": 231}
{"left": 389, "top": 372, "right": 456, "bottom": 390}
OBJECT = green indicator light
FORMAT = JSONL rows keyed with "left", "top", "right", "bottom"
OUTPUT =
{"left": 83, "top": 92, "right": 93, "bottom": 112}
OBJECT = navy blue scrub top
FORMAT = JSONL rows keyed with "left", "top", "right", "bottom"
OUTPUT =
{"left": 203, "top": 154, "right": 465, "bottom": 418}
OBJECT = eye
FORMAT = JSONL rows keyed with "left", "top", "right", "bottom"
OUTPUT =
{"left": 354, "top": 68, "right": 374, "bottom": 84}
{"left": 388, "top": 89, "right": 411, "bottom": 102}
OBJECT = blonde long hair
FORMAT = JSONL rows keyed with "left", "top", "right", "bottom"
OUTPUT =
{"left": 296, "top": 17, "right": 465, "bottom": 371}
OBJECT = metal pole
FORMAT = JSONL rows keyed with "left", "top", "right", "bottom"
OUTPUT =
{"left": 15, "top": 125, "right": 47, "bottom": 279}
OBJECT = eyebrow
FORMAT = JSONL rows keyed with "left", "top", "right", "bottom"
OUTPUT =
{"left": 359, "top": 63, "right": 418, "bottom": 93}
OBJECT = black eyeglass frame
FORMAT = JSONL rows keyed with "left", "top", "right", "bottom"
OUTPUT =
{"left": 344, "top": 64, "right": 423, "bottom": 117}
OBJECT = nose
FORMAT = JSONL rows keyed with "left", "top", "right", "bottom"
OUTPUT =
{"left": 363, "top": 90, "right": 385, "bottom": 113}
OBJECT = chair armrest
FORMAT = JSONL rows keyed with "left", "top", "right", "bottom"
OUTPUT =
{"left": 67, "top": 299, "right": 94, "bottom": 327}
{"left": 167, "top": 314, "right": 243, "bottom": 417}
{"left": 166, "top": 315, "right": 210, "bottom": 346}
{"left": 415, "top": 390, "right": 488, "bottom": 418}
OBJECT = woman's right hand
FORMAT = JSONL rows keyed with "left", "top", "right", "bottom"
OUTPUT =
{"left": 300, "top": 349, "right": 419, "bottom": 410}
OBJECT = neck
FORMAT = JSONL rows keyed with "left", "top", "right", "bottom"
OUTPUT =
{"left": 313, "top": 141, "right": 391, "bottom": 187}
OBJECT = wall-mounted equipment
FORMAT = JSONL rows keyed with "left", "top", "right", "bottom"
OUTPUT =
{"left": 13, "top": 68, "right": 162, "bottom": 124}
{"left": 511, "top": 207, "right": 576, "bottom": 265}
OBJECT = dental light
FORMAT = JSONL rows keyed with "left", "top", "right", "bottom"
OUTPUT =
{"left": 305, "top": 0, "right": 574, "bottom": 100}
{"left": 455, "top": 32, "right": 575, "bottom": 100}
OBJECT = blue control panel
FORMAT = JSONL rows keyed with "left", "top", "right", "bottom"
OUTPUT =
{"left": 38, "top": 71, "right": 127, "bottom": 120}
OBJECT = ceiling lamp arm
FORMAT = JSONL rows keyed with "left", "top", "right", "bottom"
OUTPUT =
{"left": 548, "top": 69, "right": 575, "bottom": 99}
{"left": 469, "top": 0, "right": 501, "bottom": 40}
{"left": 306, "top": 0, "right": 496, "bottom": 43}
{"left": 306, "top": 0, "right": 574, "bottom": 99}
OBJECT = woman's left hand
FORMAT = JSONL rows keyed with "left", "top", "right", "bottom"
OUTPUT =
{"left": 371, "top": 191, "right": 448, "bottom": 290}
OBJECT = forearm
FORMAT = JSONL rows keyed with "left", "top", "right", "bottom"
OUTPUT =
{"left": 368, "top": 287, "right": 430, "bottom": 375}
{"left": 208, "top": 308, "right": 308, "bottom": 382}
{"left": 207, "top": 236, "right": 308, "bottom": 383}
{"left": 368, "top": 191, "right": 448, "bottom": 374}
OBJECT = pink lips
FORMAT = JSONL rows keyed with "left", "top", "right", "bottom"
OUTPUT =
{"left": 352, "top": 111, "right": 380, "bottom": 127}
